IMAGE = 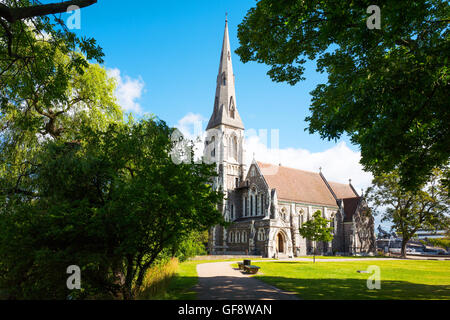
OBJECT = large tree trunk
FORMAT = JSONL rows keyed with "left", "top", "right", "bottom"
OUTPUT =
{"left": 401, "top": 238, "right": 408, "bottom": 258}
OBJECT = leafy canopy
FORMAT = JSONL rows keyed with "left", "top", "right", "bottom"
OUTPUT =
{"left": 236, "top": 0, "right": 450, "bottom": 191}
{"left": 299, "top": 210, "right": 334, "bottom": 243}
{"left": 0, "top": 119, "right": 224, "bottom": 299}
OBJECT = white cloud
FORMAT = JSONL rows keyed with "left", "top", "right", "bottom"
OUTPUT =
{"left": 243, "top": 132, "right": 373, "bottom": 193}
{"left": 175, "top": 113, "right": 206, "bottom": 140}
{"left": 174, "top": 113, "right": 373, "bottom": 193}
{"left": 107, "top": 68, "right": 145, "bottom": 114}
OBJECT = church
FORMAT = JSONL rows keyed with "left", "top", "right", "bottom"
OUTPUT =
{"left": 203, "top": 19, "right": 376, "bottom": 258}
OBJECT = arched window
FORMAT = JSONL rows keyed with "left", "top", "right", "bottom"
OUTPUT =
{"left": 242, "top": 231, "right": 247, "bottom": 243}
{"left": 229, "top": 135, "right": 237, "bottom": 160}
{"left": 260, "top": 194, "right": 265, "bottom": 216}
{"left": 214, "top": 97, "right": 218, "bottom": 111}
{"left": 229, "top": 231, "right": 233, "bottom": 243}
{"left": 229, "top": 97, "right": 235, "bottom": 119}
{"left": 256, "top": 194, "right": 260, "bottom": 215}
{"left": 222, "top": 72, "right": 226, "bottom": 86}
{"left": 210, "top": 136, "right": 216, "bottom": 158}
{"left": 258, "top": 229, "right": 265, "bottom": 241}
{"left": 243, "top": 197, "right": 247, "bottom": 216}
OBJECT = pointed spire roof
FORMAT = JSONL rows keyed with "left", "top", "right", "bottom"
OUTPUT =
{"left": 206, "top": 18, "right": 244, "bottom": 130}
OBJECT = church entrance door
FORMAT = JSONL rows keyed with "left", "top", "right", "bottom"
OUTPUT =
{"left": 277, "top": 233, "right": 284, "bottom": 253}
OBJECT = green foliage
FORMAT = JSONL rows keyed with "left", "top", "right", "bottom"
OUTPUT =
{"left": 253, "top": 260, "right": 450, "bottom": 300}
{"left": 236, "top": 0, "right": 450, "bottom": 191}
{"left": 0, "top": 2, "right": 127, "bottom": 299}
{"left": 299, "top": 210, "right": 334, "bottom": 243}
{"left": 175, "top": 231, "right": 209, "bottom": 262}
{"left": 421, "top": 238, "right": 450, "bottom": 249}
{"left": 298, "top": 210, "right": 333, "bottom": 262}
{"left": 0, "top": 119, "right": 224, "bottom": 299}
{"left": 1, "top": 0, "right": 115, "bottom": 189}
{"left": 366, "top": 169, "right": 449, "bottom": 257}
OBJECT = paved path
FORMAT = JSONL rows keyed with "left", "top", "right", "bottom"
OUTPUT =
{"left": 195, "top": 261, "right": 299, "bottom": 300}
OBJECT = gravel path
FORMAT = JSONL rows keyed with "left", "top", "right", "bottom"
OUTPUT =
{"left": 195, "top": 261, "right": 299, "bottom": 300}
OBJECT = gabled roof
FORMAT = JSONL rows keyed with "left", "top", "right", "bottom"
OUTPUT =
{"left": 255, "top": 162, "right": 360, "bottom": 208}
{"left": 256, "top": 162, "right": 338, "bottom": 206}
{"left": 328, "top": 181, "right": 359, "bottom": 199}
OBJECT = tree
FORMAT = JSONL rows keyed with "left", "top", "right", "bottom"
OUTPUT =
{"left": 1, "top": 2, "right": 121, "bottom": 204}
{"left": 1, "top": 0, "right": 103, "bottom": 79}
{"left": 298, "top": 210, "right": 333, "bottom": 263}
{"left": 236, "top": 0, "right": 450, "bottom": 191}
{"left": 174, "top": 230, "right": 209, "bottom": 262}
{"left": 0, "top": 0, "right": 97, "bottom": 23}
{"left": 0, "top": 53, "right": 122, "bottom": 205}
{"left": 0, "top": 119, "right": 224, "bottom": 299}
{"left": 366, "top": 169, "right": 449, "bottom": 258}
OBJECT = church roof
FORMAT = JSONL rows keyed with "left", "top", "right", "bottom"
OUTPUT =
{"left": 328, "top": 181, "right": 359, "bottom": 199}
{"left": 256, "top": 162, "right": 337, "bottom": 206}
{"left": 256, "top": 162, "right": 358, "bottom": 207}
{"left": 206, "top": 18, "right": 244, "bottom": 130}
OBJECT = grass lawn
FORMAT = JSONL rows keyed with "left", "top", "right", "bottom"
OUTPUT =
{"left": 294, "top": 256, "right": 392, "bottom": 259}
{"left": 252, "top": 260, "right": 450, "bottom": 300}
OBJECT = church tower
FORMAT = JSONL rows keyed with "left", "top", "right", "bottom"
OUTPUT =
{"left": 204, "top": 17, "right": 246, "bottom": 254}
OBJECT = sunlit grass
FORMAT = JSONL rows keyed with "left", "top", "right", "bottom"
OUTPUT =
{"left": 136, "top": 258, "right": 179, "bottom": 300}
{"left": 252, "top": 260, "right": 450, "bottom": 300}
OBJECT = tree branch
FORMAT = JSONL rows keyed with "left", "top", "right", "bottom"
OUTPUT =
{"left": 0, "top": 0, "right": 97, "bottom": 23}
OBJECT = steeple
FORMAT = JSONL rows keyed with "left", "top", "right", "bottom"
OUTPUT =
{"left": 206, "top": 18, "right": 244, "bottom": 130}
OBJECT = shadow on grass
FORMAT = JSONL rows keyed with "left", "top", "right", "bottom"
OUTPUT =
{"left": 254, "top": 276, "right": 450, "bottom": 300}
{"left": 164, "top": 273, "right": 450, "bottom": 300}
{"left": 146, "top": 275, "right": 199, "bottom": 300}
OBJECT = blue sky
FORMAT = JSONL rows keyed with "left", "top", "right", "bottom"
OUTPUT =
{"left": 60, "top": 0, "right": 386, "bottom": 228}
{"left": 70, "top": 0, "right": 355, "bottom": 152}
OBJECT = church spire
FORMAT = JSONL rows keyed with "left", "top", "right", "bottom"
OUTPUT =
{"left": 206, "top": 18, "right": 244, "bottom": 130}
